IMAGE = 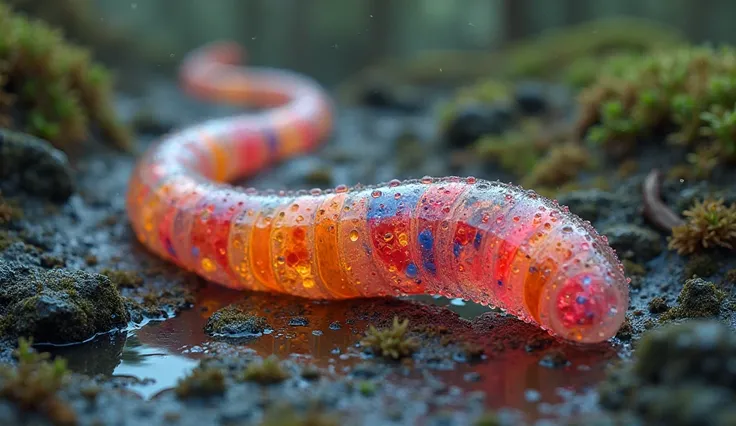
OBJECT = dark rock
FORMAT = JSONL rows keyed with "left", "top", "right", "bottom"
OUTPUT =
{"left": 600, "top": 224, "right": 662, "bottom": 261}
{"left": 357, "top": 83, "right": 421, "bottom": 113}
{"left": 443, "top": 102, "right": 513, "bottom": 149}
{"left": 0, "top": 260, "right": 129, "bottom": 344}
{"left": 514, "top": 82, "right": 548, "bottom": 116}
{"left": 289, "top": 316, "right": 309, "bottom": 327}
{"left": 0, "top": 128, "right": 75, "bottom": 203}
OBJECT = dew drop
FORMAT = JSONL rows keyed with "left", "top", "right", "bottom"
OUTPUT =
{"left": 335, "top": 184, "right": 348, "bottom": 193}
{"left": 421, "top": 176, "right": 432, "bottom": 184}
{"left": 371, "top": 190, "right": 382, "bottom": 198}
{"left": 349, "top": 230, "right": 359, "bottom": 241}
{"left": 466, "top": 176, "right": 476, "bottom": 184}
{"left": 388, "top": 179, "right": 401, "bottom": 187}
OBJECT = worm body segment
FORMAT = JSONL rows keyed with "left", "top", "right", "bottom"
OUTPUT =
{"left": 126, "top": 42, "right": 630, "bottom": 344}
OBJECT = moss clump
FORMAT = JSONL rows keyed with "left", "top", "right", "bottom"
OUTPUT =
{"left": 578, "top": 45, "right": 736, "bottom": 166}
{"left": 660, "top": 277, "right": 726, "bottom": 321}
{"left": 0, "top": 338, "right": 76, "bottom": 425}
{"left": 100, "top": 268, "right": 144, "bottom": 289}
{"left": 360, "top": 316, "right": 419, "bottom": 361}
{"left": 174, "top": 365, "right": 226, "bottom": 400}
{"left": 648, "top": 296, "right": 670, "bottom": 314}
{"left": 241, "top": 356, "right": 290, "bottom": 385}
{"left": 0, "top": 262, "right": 130, "bottom": 344}
{"left": 204, "top": 304, "right": 271, "bottom": 337}
{"left": 0, "top": 2, "right": 131, "bottom": 152}
{"left": 669, "top": 198, "right": 736, "bottom": 255}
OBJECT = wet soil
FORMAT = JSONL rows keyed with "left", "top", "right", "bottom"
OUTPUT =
{"left": 1, "top": 77, "right": 736, "bottom": 425}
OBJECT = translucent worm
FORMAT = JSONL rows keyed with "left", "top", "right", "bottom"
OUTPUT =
{"left": 126, "top": 42, "right": 629, "bottom": 344}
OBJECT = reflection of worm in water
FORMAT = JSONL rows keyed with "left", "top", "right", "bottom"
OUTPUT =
{"left": 126, "top": 41, "right": 629, "bottom": 344}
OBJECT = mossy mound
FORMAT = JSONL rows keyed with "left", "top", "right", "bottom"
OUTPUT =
{"left": 0, "top": 259, "right": 129, "bottom": 344}
{"left": 578, "top": 45, "right": 736, "bottom": 175}
{"left": 0, "top": 1, "right": 131, "bottom": 152}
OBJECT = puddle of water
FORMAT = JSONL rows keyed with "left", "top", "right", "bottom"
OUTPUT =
{"left": 46, "top": 282, "right": 618, "bottom": 419}
{"left": 114, "top": 331, "right": 201, "bottom": 399}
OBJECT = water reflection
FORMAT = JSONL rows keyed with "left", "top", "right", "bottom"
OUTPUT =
{"left": 46, "top": 282, "right": 619, "bottom": 415}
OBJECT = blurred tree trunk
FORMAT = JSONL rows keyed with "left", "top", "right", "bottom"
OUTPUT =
{"left": 502, "top": 0, "right": 529, "bottom": 42}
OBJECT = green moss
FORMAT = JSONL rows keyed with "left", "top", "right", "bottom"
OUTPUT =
{"left": 357, "top": 380, "right": 376, "bottom": 396}
{"left": 100, "top": 268, "right": 144, "bottom": 289}
{"left": 241, "top": 356, "right": 290, "bottom": 385}
{"left": 174, "top": 365, "right": 226, "bottom": 400}
{"left": 578, "top": 45, "right": 736, "bottom": 167}
{"left": 647, "top": 296, "right": 670, "bottom": 314}
{"left": 204, "top": 304, "right": 270, "bottom": 337}
{"left": 360, "top": 316, "right": 419, "bottom": 361}
{"left": 0, "top": 338, "right": 76, "bottom": 425}
{"left": 0, "top": 2, "right": 131, "bottom": 152}
{"left": 0, "top": 266, "right": 129, "bottom": 344}
{"left": 660, "top": 277, "right": 726, "bottom": 321}
{"left": 669, "top": 198, "right": 736, "bottom": 255}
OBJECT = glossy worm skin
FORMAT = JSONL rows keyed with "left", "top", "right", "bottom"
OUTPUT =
{"left": 126, "top": 42, "right": 629, "bottom": 344}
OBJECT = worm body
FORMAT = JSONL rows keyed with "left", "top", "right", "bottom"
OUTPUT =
{"left": 127, "top": 42, "right": 629, "bottom": 344}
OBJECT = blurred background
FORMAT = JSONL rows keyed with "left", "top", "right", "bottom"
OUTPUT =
{"left": 9, "top": 0, "right": 735, "bottom": 88}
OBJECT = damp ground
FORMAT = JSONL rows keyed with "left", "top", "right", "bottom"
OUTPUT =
{"left": 2, "top": 76, "right": 736, "bottom": 425}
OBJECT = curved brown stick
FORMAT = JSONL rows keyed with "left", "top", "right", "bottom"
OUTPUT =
{"left": 642, "top": 169, "right": 685, "bottom": 232}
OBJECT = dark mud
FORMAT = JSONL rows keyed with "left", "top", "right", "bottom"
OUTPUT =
{"left": 1, "top": 76, "right": 736, "bottom": 425}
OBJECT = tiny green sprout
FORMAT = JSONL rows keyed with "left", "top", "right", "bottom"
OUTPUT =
{"left": 357, "top": 380, "right": 376, "bottom": 396}
{"left": 360, "top": 316, "right": 419, "bottom": 361}
{"left": 241, "top": 356, "right": 291, "bottom": 385}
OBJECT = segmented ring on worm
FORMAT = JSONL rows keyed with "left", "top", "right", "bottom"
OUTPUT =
{"left": 126, "top": 41, "right": 630, "bottom": 344}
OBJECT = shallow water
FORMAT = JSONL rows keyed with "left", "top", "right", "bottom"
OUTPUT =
{"left": 46, "top": 282, "right": 617, "bottom": 420}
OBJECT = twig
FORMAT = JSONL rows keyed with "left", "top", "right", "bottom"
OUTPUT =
{"left": 642, "top": 169, "right": 684, "bottom": 232}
